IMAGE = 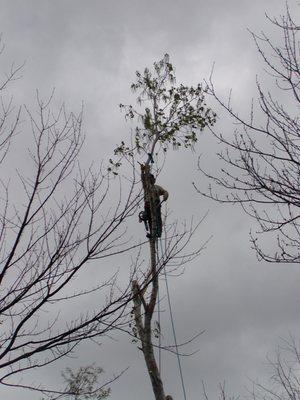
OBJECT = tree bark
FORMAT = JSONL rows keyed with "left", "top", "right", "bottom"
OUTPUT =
{"left": 132, "top": 280, "right": 166, "bottom": 400}
{"left": 131, "top": 164, "right": 167, "bottom": 400}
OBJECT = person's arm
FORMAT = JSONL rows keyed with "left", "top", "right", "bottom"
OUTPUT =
{"left": 155, "top": 185, "right": 169, "bottom": 202}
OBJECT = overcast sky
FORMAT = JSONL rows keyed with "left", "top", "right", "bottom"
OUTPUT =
{"left": 1, "top": 1, "right": 300, "bottom": 399}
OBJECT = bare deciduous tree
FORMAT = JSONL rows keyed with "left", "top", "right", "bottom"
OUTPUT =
{"left": 250, "top": 336, "right": 300, "bottom": 400}
{"left": 203, "top": 336, "right": 300, "bottom": 400}
{"left": 0, "top": 42, "right": 141, "bottom": 396}
{"left": 196, "top": 5, "right": 300, "bottom": 263}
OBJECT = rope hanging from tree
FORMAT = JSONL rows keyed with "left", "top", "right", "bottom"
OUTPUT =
{"left": 139, "top": 157, "right": 187, "bottom": 400}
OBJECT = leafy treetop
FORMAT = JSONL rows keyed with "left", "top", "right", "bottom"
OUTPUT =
{"left": 112, "top": 54, "right": 216, "bottom": 168}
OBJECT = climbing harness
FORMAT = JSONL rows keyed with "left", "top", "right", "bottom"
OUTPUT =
{"left": 139, "top": 187, "right": 164, "bottom": 238}
{"left": 138, "top": 210, "right": 149, "bottom": 232}
{"left": 143, "top": 200, "right": 163, "bottom": 238}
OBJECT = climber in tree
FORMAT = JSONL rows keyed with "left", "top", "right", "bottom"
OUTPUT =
{"left": 144, "top": 173, "right": 169, "bottom": 238}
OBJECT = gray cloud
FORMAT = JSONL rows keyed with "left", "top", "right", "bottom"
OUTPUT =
{"left": 0, "top": 1, "right": 298, "bottom": 399}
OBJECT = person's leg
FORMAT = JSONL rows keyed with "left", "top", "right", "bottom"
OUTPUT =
{"left": 156, "top": 202, "right": 162, "bottom": 237}
{"left": 144, "top": 202, "right": 152, "bottom": 235}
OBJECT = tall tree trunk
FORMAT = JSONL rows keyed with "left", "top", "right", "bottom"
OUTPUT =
{"left": 132, "top": 279, "right": 166, "bottom": 400}
{"left": 131, "top": 164, "right": 167, "bottom": 400}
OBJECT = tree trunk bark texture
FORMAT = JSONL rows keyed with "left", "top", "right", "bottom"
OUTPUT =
{"left": 131, "top": 164, "right": 168, "bottom": 400}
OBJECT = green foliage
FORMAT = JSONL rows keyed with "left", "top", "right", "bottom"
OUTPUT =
{"left": 61, "top": 365, "right": 110, "bottom": 400}
{"left": 115, "top": 53, "right": 216, "bottom": 163}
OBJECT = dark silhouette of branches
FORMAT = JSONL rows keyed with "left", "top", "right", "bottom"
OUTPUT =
{"left": 0, "top": 44, "right": 141, "bottom": 395}
{"left": 196, "top": 5, "right": 300, "bottom": 263}
{"left": 203, "top": 336, "right": 300, "bottom": 400}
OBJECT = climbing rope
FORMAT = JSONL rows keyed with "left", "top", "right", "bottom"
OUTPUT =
{"left": 157, "top": 234, "right": 188, "bottom": 400}
{"left": 156, "top": 239, "right": 162, "bottom": 375}
{"left": 158, "top": 278, "right": 162, "bottom": 374}
{"left": 141, "top": 158, "right": 187, "bottom": 398}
